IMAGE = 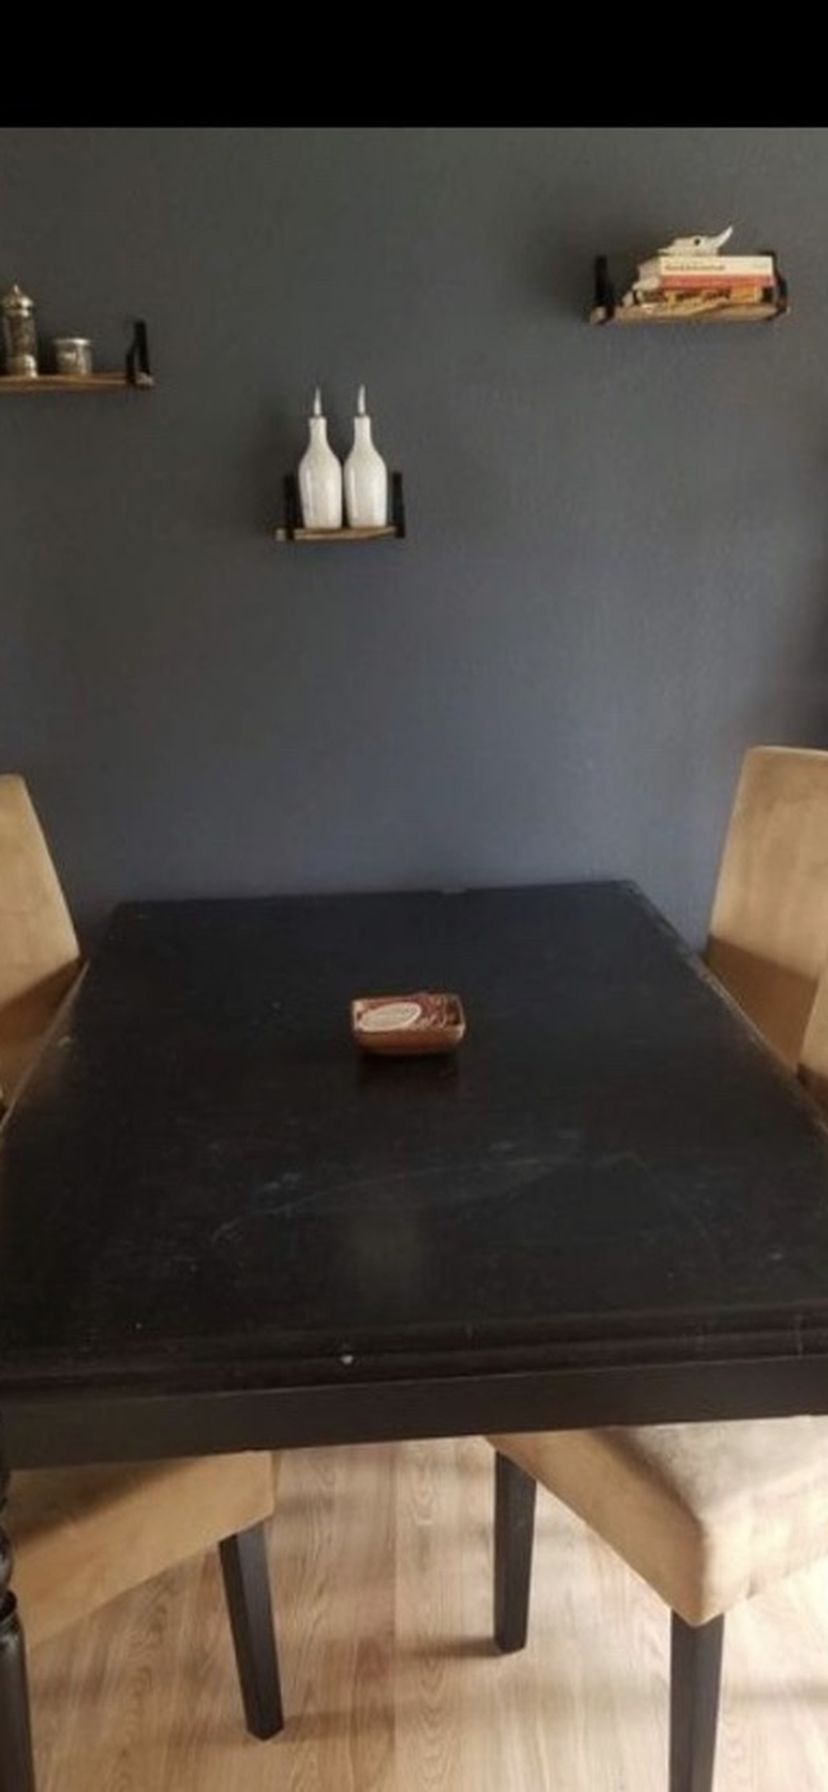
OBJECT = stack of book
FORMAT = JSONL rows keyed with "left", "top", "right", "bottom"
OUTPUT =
{"left": 622, "top": 239, "right": 776, "bottom": 317}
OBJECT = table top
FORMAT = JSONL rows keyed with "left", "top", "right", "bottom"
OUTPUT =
{"left": 3, "top": 881, "right": 828, "bottom": 1415}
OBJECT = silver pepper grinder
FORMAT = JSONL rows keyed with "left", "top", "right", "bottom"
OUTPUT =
{"left": 1, "top": 283, "right": 38, "bottom": 378}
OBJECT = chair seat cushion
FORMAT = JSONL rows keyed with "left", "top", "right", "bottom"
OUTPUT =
{"left": 8, "top": 1451, "right": 277, "bottom": 1648}
{"left": 490, "top": 1417, "right": 828, "bottom": 1627}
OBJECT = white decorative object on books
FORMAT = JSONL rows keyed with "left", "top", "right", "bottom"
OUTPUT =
{"left": 298, "top": 388, "right": 343, "bottom": 530}
{"left": 659, "top": 227, "right": 734, "bottom": 256}
{"left": 344, "top": 386, "right": 388, "bottom": 529}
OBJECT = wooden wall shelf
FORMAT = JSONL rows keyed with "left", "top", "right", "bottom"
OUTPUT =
{"left": 0, "top": 373, "right": 153, "bottom": 392}
{"left": 0, "top": 319, "right": 153, "bottom": 391}
{"left": 275, "top": 471, "right": 406, "bottom": 543}
{"left": 590, "top": 256, "right": 789, "bottom": 326}
{"left": 274, "top": 523, "right": 398, "bottom": 543}
{"left": 591, "top": 300, "right": 785, "bottom": 326}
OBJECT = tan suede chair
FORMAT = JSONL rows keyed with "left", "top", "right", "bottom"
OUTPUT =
{"left": 488, "top": 747, "right": 828, "bottom": 1792}
{"left": 0, "top": 774, "right": 82, "bottom": 1108}
{"left": 489, "top": 1417, "right": 828, "bottom": 1792}
{"left": 705, "top": 744, "right": 828, "bottom": 1067}
{"left": 0, "top": 774, "right": 284, "bottom": 1742}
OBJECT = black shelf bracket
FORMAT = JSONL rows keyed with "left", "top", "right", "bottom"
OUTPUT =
{"left": 283, "top": 472, "right": 301, "bottom": 541}
{"left": 768, "top": 251, "right": 789, "bottom": 316}
{"left": 390, "top": 470, "right": 406, "bottom": 539}
{"left": 594, "top": 255, "right": 616, "bottom": 321}
{"left": 126, "top": 319, "right": 151, "bottom": 387}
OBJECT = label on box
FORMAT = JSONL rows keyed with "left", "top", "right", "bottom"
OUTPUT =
{"left": 359, "top": 1000, "right": 424, "bottom": 1032}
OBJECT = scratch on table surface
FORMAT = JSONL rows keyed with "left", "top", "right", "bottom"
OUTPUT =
{"left": 579, "top": 1148, "right": 726, "bottom": 1274}
{"left": 207, "top": 1152, "right": 575, "bottom": 1246}
{"left": 204, "top": 1140, "right": 724, "bottom": 1269}
{"left": 654, "top": 1177, "right": 723, "bottom": 1272}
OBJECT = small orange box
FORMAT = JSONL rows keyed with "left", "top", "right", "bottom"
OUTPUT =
{"left": 351, "top": 992, "right": 466, "bottom": 1056}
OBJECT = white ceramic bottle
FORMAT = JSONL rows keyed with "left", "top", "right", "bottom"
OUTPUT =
{"left": 344, "top": 385, "right": 388, "bottom": 528}
{"left": 298, "top": 388, "right": 343, "bottom": 529}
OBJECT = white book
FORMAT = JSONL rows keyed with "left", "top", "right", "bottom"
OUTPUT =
{"left": 639, "top": 252, "right": 774, "bottom": 280}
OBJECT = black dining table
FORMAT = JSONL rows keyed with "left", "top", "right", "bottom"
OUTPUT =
{"left": 4, "top": 878, "right": 828, "bottom": 1788}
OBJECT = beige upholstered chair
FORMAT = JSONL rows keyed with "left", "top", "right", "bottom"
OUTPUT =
{"left": 0, "top": 774, "right": 284, "bottom": 1742}
{"left": 489, "top": 1419, "right": 828, "bottom": 1792}
{"left": 488, "top": 748, "right": 828, "bottom": 1792}
{"left": 705, "top": 744, "right": 828, "bottom": 1066}
{"left": 7, "top": 1455, "right": 282, "bottom": 1735}
{"left": 0, "top": 774, "right": 81, "bottom": 1108}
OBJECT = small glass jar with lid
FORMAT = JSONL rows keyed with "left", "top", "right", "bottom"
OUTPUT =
{"left": 53, "top": 337, "right": 93, "bottom": 377}
{"left": 1, "top": 284, "right": 38, "bottom": 378}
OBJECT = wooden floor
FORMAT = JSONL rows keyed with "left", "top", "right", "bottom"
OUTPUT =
{"left": 28, "top": 1437, "right": 828, "bottom": 1790}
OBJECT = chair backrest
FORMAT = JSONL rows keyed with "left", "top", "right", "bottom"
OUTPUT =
{"left": 0, "top": 775, "right": 81, "bottom": 1104}
{"left": 705, "top": 746, "right": 828, "bottom": 1067}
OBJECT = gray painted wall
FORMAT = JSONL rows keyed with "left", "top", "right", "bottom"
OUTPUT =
{"left": 2, "top": 126, "right": 826, "bottom": 944}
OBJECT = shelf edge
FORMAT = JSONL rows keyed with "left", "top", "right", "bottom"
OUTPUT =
{"left": 273, "top": 525, "right": 399, "bottom": 543}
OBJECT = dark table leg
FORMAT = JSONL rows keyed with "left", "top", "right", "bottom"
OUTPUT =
{"left": 219, "top": 1524, "right": 284, "bottom": 1740}
{"left": 669, "top": 1611, "right": 724, "bottom": 1792}
{"left": 0, "top": 1450, "right": 36, "bottom": 1792}
{"left": 493, "top": 1451, "right": 537, "bottom": 1654}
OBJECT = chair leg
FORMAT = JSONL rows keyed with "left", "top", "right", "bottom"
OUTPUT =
{"left": 218, "top": 1523, "right": 284, "bottom": 1740}
{"left": 0, "top": 1598, "right": 35, "bottom": 1792}
{"left": 493, "top": 1450, "right": 538, "bottom": 1653}
{"left": 669, "top": 1611, "right": 724, "bottom": 1792}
